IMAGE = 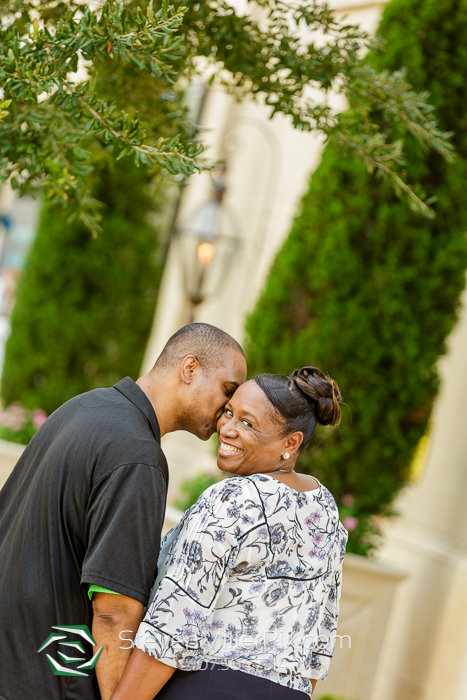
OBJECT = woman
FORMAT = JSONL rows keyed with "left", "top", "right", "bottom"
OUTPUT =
{"left": 111, "top": 366, "right": 348, "bottom": 700}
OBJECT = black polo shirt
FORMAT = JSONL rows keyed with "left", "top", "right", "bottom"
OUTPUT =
{"left": 0, "top": 378, "right": 168, "bottom": 700}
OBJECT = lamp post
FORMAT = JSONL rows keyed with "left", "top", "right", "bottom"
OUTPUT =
{"left": 176, "top": 178, "right": 240, "bottom": 321}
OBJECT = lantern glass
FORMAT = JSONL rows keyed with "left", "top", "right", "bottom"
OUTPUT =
{"left": 177, "top": 197, "right": 239, "bottom": 306}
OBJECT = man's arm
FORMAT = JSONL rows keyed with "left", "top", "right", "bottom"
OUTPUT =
{"left": 82, "top": 464, "right": 168, "bottom": 696}
{"left": 92, "top": 592, "right": 145, "bottom": 700}
{"left": 311, "top": 679, "right": 318, "bottom": 695}
{"left": 110, "top": 648, "right": 175, "bottom": 700}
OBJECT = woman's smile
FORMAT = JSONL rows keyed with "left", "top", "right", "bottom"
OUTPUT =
{"left": 218, "top": 440, "right": 243, "bottom": 457}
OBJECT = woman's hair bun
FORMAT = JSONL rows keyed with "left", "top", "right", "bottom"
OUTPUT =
{"left": 290, "top": 366, "right": 342, "bottom": 427}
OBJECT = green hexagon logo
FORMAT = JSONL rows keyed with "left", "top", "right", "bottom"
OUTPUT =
{"left": 37, "top": 625, "right": 103, "bottom": 677}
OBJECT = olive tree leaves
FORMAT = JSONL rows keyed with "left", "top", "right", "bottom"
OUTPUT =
{"left": 1, "top": 1, "right": 202, "bottom": 233}
{"left": 184, "top": 0, "right": 454, "bottom": 218}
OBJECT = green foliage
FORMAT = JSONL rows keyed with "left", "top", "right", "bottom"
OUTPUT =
{"left": 245, "top": 0, "right": 467, "bottom": 554}
{"left": 0, "top": 1, "right": 201, "bottom": 234}
{"left": 173, "top": 472, "right": 221, "bottom": 511}
{"left": 0, "top": 0, "right": 459, "bottom": 230}
{"left": 1, "top": 156, "right": 167, "bottom": 413}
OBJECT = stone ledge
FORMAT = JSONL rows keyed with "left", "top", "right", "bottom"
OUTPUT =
{"left": 345, "top": 551, "right": 407, "bottom": 581}
{"left": 0, "top": 437, "right": 25, "bottom": 458}
{"left": 0, "top": 438, "right": 25, "bottom": 490}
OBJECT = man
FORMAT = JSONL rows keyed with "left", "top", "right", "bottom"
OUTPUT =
{"left": 0, "top": 323, "right": 246, "bottom": 700}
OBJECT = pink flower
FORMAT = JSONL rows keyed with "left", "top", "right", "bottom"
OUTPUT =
{"left": 32, "top": 408, "right": 48, "bottom": 429}
{"left": 342, "top": 494, "right": 355, "bottom": 507}
{"left": 342, "top": 516, "right": 359, "bottom": 531}
{"left": 0, "top": 404, "right": 27, "bottom": 431}
{"left": 2, "top": 416, "right": 24, "bottom": 432}
{"left": 8, "top": 403, "right": 26, "bottom": 416}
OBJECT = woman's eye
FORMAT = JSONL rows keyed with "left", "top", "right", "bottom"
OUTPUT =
{"left": 225, "top": 408, "right": 233, "bottom": 417}
{"left": 242, "top": 419, "right": 252, "bottom": 428}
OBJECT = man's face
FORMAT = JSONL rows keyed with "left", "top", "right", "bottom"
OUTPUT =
{"left": 183, "top": 350, "right": 247, "bottom": 440}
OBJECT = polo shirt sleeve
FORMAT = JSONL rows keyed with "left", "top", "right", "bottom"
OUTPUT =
{"left": 81, "top": 463, "right": 167, "bottom": 605}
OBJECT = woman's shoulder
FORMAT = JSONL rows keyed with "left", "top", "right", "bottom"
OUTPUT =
{"left": 188, "top": 476, "right": 265, "bottom": 533}
{"left": 199, "top": 475, "right": 261, "bottom": 503}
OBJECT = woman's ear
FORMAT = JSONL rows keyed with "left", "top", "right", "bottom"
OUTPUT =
{"left": 285, "top": 431, "right": 303, "bottom": 456}
{"left": 180, "top": 355, "right": 199, "bottom": 384}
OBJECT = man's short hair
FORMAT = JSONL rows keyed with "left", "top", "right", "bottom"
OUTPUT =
{"left": 153, "top": 323, "right": 245, "bottom": 372}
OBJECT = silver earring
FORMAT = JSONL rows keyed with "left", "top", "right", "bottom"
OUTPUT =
{"left": 283, "top": 452, "right": 290, "bottom": 460}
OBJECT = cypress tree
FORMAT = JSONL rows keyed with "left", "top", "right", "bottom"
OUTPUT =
{"left": 245, "top": 0, "right": 467, "bottom": 554}
{"left": 1, "top": 157, "right": 166, "bottom": 413}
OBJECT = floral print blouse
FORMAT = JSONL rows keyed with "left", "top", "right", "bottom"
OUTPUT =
{"left": 135, "top": 473, "right": 348, "bottom": 697}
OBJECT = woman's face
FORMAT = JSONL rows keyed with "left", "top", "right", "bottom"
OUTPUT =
{"left": 216, "top": 380, "right": 301, "bottom": 476}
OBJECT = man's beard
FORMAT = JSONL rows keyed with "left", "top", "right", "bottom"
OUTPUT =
{"left": 176, "top": 400, "right": 215, "bottom": 439}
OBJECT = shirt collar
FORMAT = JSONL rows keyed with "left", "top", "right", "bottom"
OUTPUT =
{"left": 113, "top": 377, "right": 161, "bottom": 443}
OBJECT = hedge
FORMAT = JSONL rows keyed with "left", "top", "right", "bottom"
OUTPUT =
{"left": 245, "top": 0, "right": 467, "bottom": 554}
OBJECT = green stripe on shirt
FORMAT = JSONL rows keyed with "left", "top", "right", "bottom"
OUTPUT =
{"left": 88, "top": 584, "right": 121, "bottom": 600}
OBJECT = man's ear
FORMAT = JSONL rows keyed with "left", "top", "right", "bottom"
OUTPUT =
{"left": 180, "top": 355, "right": 200, "bottom": 384}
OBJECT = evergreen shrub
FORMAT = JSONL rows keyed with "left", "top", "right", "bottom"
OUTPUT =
{"left": 245, "top": 0, "right": 467, "bottom": 554}
{"left": 173, "top": 472, "right": 221, "bottom": 512}
{"left": 1, "top": 157, "right": 165, "bottom": 413}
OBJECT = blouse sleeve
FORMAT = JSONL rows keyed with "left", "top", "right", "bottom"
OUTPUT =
{"left": 134, "top": 477, "right": 264, "bottom": 670}
{"left": 308, "top": 521, "right": 348, "bottom": 681}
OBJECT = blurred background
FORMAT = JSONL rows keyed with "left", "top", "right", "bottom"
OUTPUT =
{"left": 1, "top": 1, "right": 467, "bottom": 699}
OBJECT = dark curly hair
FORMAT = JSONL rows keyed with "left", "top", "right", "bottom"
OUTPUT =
{"left": 253, "top": 366, "right": 342, "bottom": 453}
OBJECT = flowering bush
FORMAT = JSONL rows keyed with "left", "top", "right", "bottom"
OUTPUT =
{"left": 0, "top": 403, "right": 47, "bottom": 445}
{"left": 338, "top": 494, "right": 382, "bottom": 557}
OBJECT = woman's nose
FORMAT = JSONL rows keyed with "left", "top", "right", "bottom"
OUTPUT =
{"left": 219, "top": 418, "right": 238, "bottom": 438}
